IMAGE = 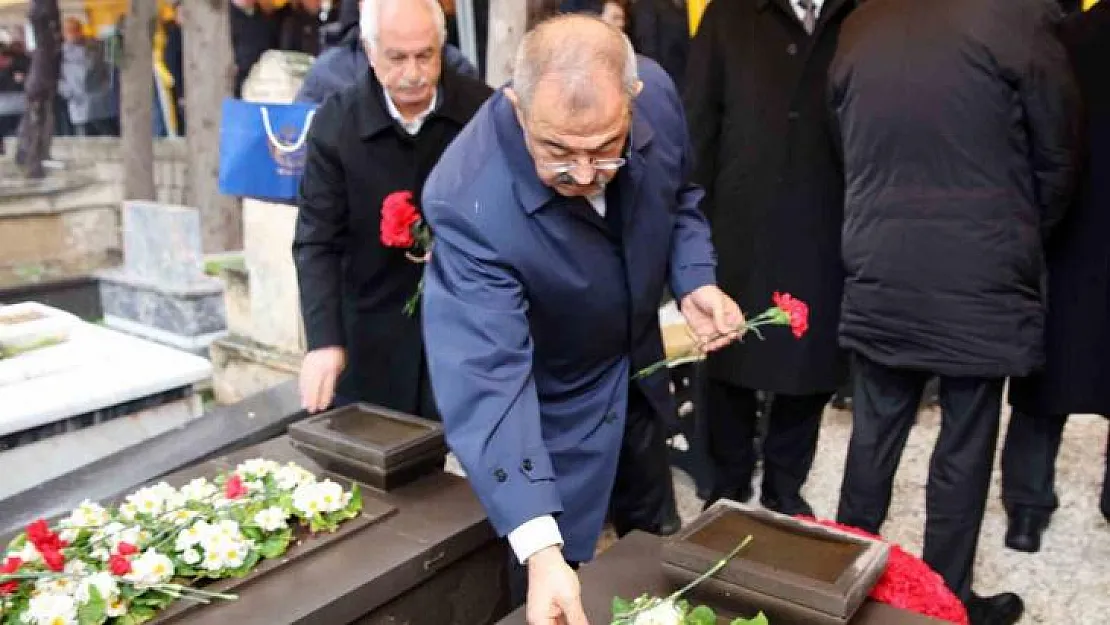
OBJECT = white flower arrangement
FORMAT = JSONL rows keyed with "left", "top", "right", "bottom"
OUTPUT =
{"left": 0, "top": 459, "right": 363, "bottom": 625}
{"left": 610, "top": 536, "right": 769, "bottom": 625}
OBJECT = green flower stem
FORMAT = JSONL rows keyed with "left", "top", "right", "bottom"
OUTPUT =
{"left": 666, "top": 534, "right": 753, "bottom": 604}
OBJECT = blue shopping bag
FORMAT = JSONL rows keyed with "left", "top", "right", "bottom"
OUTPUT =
{"left": 218, "top": 98, "right": 317, "bottom": 203}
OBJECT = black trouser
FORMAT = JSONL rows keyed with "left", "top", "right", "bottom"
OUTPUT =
{"left": 837, "top": 352, "right": 1003, "bottom": 602}
{"left": 505, "top": 384, "right": 678, "bottom": 609}
{"left": 1002, "top": 410, "right": 1110, "bottom": 520}
{"left": 705, "top": 379, "right": 827, "bottom": 509}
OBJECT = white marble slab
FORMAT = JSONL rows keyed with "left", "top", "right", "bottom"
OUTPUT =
{"left": 0, "top": 304, "right": 212, "bottom": 437}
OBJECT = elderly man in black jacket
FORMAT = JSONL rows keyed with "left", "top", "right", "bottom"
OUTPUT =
{"left": 292, "top": 0, "right": 492, "bottom": 417}
{"left": 828, "top": 0, "right": 1080, "bottom": 623}
{"left": 684, "top": 0, "right": 856, "bottom": 518}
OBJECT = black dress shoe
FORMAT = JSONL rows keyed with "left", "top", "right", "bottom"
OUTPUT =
{"left": 702, "top": 486, "right": 753, "bottom": 511}
{"left": 761, "top": 495, "right": 815, "bottom": 518}
{"left": 964, "top": 593, "right": 1024, "bottom": 625}
{"left": 1005, "top": 510, "right": 1050, "bottom": 553}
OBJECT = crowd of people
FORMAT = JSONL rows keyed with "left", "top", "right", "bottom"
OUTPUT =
{"left": 289, "top": 1, "right": 1109, "bottom": 624}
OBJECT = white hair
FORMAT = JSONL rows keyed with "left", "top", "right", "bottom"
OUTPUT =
{"left": 359, "top": 0, "right": 447, "bottom": 51}
{"left": 512, "top": 16, "right": 639, "bottom": 113}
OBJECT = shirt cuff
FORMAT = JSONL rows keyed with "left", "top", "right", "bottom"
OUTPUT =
{"left": 507, "top": 515, "right": 564, "bottom": 564}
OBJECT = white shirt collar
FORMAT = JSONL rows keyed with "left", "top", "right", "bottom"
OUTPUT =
{"left": 794, "top": 0, "right": 823, "bottom": 22}
{"left": 382, "top": 88, "right": 439, "bottom": 136}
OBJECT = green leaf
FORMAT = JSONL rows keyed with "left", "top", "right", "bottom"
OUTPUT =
{"left": 77, "top": 585, "right": 106, "bottom": 625}
{"left": 612, "top": 596, "right": 632, "bottom": 615}
{"left": 120, "top": 604, "right": 159, "bottom": 625}
{"left": 685, "top": 605, "right": 717, "bottom": 625}
{"left": 730, "top": 612, "right": 770, "bottom": 625}
{"left": 257, "top": 529, "right": 292, "bottom": 559}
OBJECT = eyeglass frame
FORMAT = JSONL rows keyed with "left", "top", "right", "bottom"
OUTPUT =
{"left": 522, "top": 108, "right": 635, "bottom": 178}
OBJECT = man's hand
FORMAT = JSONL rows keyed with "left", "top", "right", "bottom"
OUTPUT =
{"left": 526, "top": 546, "right": 589, "bottom": 625}
{"left": 680, "top": 285, "right": 744, "bottom": 352}
{"left": 299, "top": 346, "right": 346, "bottom": 413}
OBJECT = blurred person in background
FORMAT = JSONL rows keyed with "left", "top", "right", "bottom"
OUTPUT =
{"left": 684, "top": 0, "right": 855, "bottom": 518}
{"left": 58, "top": 17, "right": 91, "bottom": 135}
{"left": 230, "top": 0, "right": 289, "bottom": 97}
{"left": 1002, "top": 0, "right": 1110, "bottom": 554}
{"left": 829, "top": 0, "right": 1080, "bottom": 622}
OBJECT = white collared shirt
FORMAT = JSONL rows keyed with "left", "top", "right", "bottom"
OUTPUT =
{"left": 382, "top": 88, "right": 439, "bottom": 135}
{"left": 794, "top": 0, "right": 823, "bottom": 23}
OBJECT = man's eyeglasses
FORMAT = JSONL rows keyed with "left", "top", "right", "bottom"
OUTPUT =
{"left": 538, "top": 157, "right": 627, "bottom": 176}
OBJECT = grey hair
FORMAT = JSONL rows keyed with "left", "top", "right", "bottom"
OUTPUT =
{"left": 360, "top": 0, "right": 447, "bottom": 51}
{"left": 512, "top": 15, "right": 640, "bottom": 114}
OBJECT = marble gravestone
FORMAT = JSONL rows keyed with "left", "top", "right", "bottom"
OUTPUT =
{"left": 97, "top": 202, "right": 228, "bottom": 356}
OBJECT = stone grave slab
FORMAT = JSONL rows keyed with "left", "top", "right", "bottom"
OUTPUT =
{"left": 97, "top": 201, "right": 228, "bottom": 355}
{"left": 210, "top": 199, "right": 304, "bottom": 404}
{"left": 34, "top": 436, "right": 510, "bottom": 625}
{"left": 0, "top": 303, "right": 212, "bottom": 498}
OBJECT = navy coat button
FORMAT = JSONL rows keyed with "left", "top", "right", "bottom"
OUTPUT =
{"left": 494, "top": 468, "right": 508, "bottom": 482}
{"left": 787, "top": 43, "right": 798, "bottom": 55}
{"left": 522, "top": 459, "right": 534, "bottom": 471}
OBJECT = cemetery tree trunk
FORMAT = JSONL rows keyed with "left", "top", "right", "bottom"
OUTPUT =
{"left": 121, "top": 0, "right": 157, "bottom": 201}
{"left": 485, "top": 0, "right": 528, "bottom": 87}
{"left": 485, "top": 0, "right": 561, "bottom": 87}
{"left": 181, "top": 0, "right": 242, "bottom": 252}
{"left": 15, "top": 0, "right": 61, "bottom": 180}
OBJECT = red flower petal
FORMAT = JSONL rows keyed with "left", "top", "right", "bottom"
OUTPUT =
{"left": 0, "top": 581, "right": 18, "bottom": 595}
{"left": 0, "top": 557, "right": 21, "bottom": 574}
{"left": 41, "top": 547, "right": 65, "bottom": 572}
{"left": 225, "top": 474, "right": 247, "bottom": 500}
{"left": 116, "top": 542, "right": 139, "bottom": 556}
{"left": 381, "top": 191, "right": 422, "bottom": 249}
{"left": 796, "top": 517, "right": 969, "bottom": 625}
{"left": 109, "top": 554, "right": 132, "bottom": 576}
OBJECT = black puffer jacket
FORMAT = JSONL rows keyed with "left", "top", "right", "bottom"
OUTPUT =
{"left": 829, "top": 0, "right": 1081, "bottom": 378}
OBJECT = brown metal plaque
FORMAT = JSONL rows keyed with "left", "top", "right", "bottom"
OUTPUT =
{"left": 288, "top": 403, "right": 448, "bottom": 490}
{"left": 661, "top": 501, "right": 889, "bottom": 624}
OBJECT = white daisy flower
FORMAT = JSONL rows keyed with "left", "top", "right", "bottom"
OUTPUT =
{"left": 75, "top": 572, "right": 118, "bottom": 606}
{"left": 24, "top": 592, "right": 78, "bottom": 625}
{"left": 252, "top": 507, "right": 288, "bottom": 532}
{"left": 180, "top": 478, "right": 218, "bottom": 502}
{"left": 124, "top": 550, "right": 175, "bottom": 588}
{"left": 631, "top": 600, "right": 683, "bottom": 625}
{"left": 181, "top": 548, "right": 202, "bottom": 566}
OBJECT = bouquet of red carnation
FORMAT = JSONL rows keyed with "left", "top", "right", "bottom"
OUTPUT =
{"left": 634, "top": 291, "right": 809, "bottom": 380}
{"left": 380, "top": 190, "right": 432, "bottom": 316}
{"left": 798, "top": 518, "right": 969, "bottom": 625}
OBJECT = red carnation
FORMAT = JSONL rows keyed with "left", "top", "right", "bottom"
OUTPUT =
{"left": 25, "top": 520, "right": 52, "bottom": 546}
{"left": 116, "top": 542, "right": 138, "bottom": 556}
{"left": 40, "top": 547, "right": 65, "bottom": 572}
{"left": 773, "top": 291, "right": 810, "bottom": 338}
{"left": 380, "top": 191, "right": 421, "bottom": 249}
{"left": 109, "top": 554, "right": 132, "bottom": 576}
{"left": 798, "top": 517, "right": 968, "bottom": 625}
{"left": 225, "top": 474, "right": 248, "bottom": 500}
{"left": 0, "top": 557, "right": 22, "bottom": 595}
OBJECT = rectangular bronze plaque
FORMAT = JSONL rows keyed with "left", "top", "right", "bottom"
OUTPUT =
{"left": 661, "top": 501, "right": 888, "bottom": 625}
{"left": 288, "top": 403, "right": 447, "bottom": 491}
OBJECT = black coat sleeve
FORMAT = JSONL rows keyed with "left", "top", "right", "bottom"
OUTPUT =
{"left": 1019, "top": 1, "right": 1082, "bottom": 239}
{"left": 682, "top": 2, "right": 724, "bottom": 222}
{"left": 293, "top": 99, "right": 349, "bottom": 351}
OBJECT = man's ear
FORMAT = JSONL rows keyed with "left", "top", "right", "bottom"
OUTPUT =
{"left": 504, "top": 87, "right": 526, "bottom": 125}
{"left": 631, "top": 79, "right": 644, "bottom": 98}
